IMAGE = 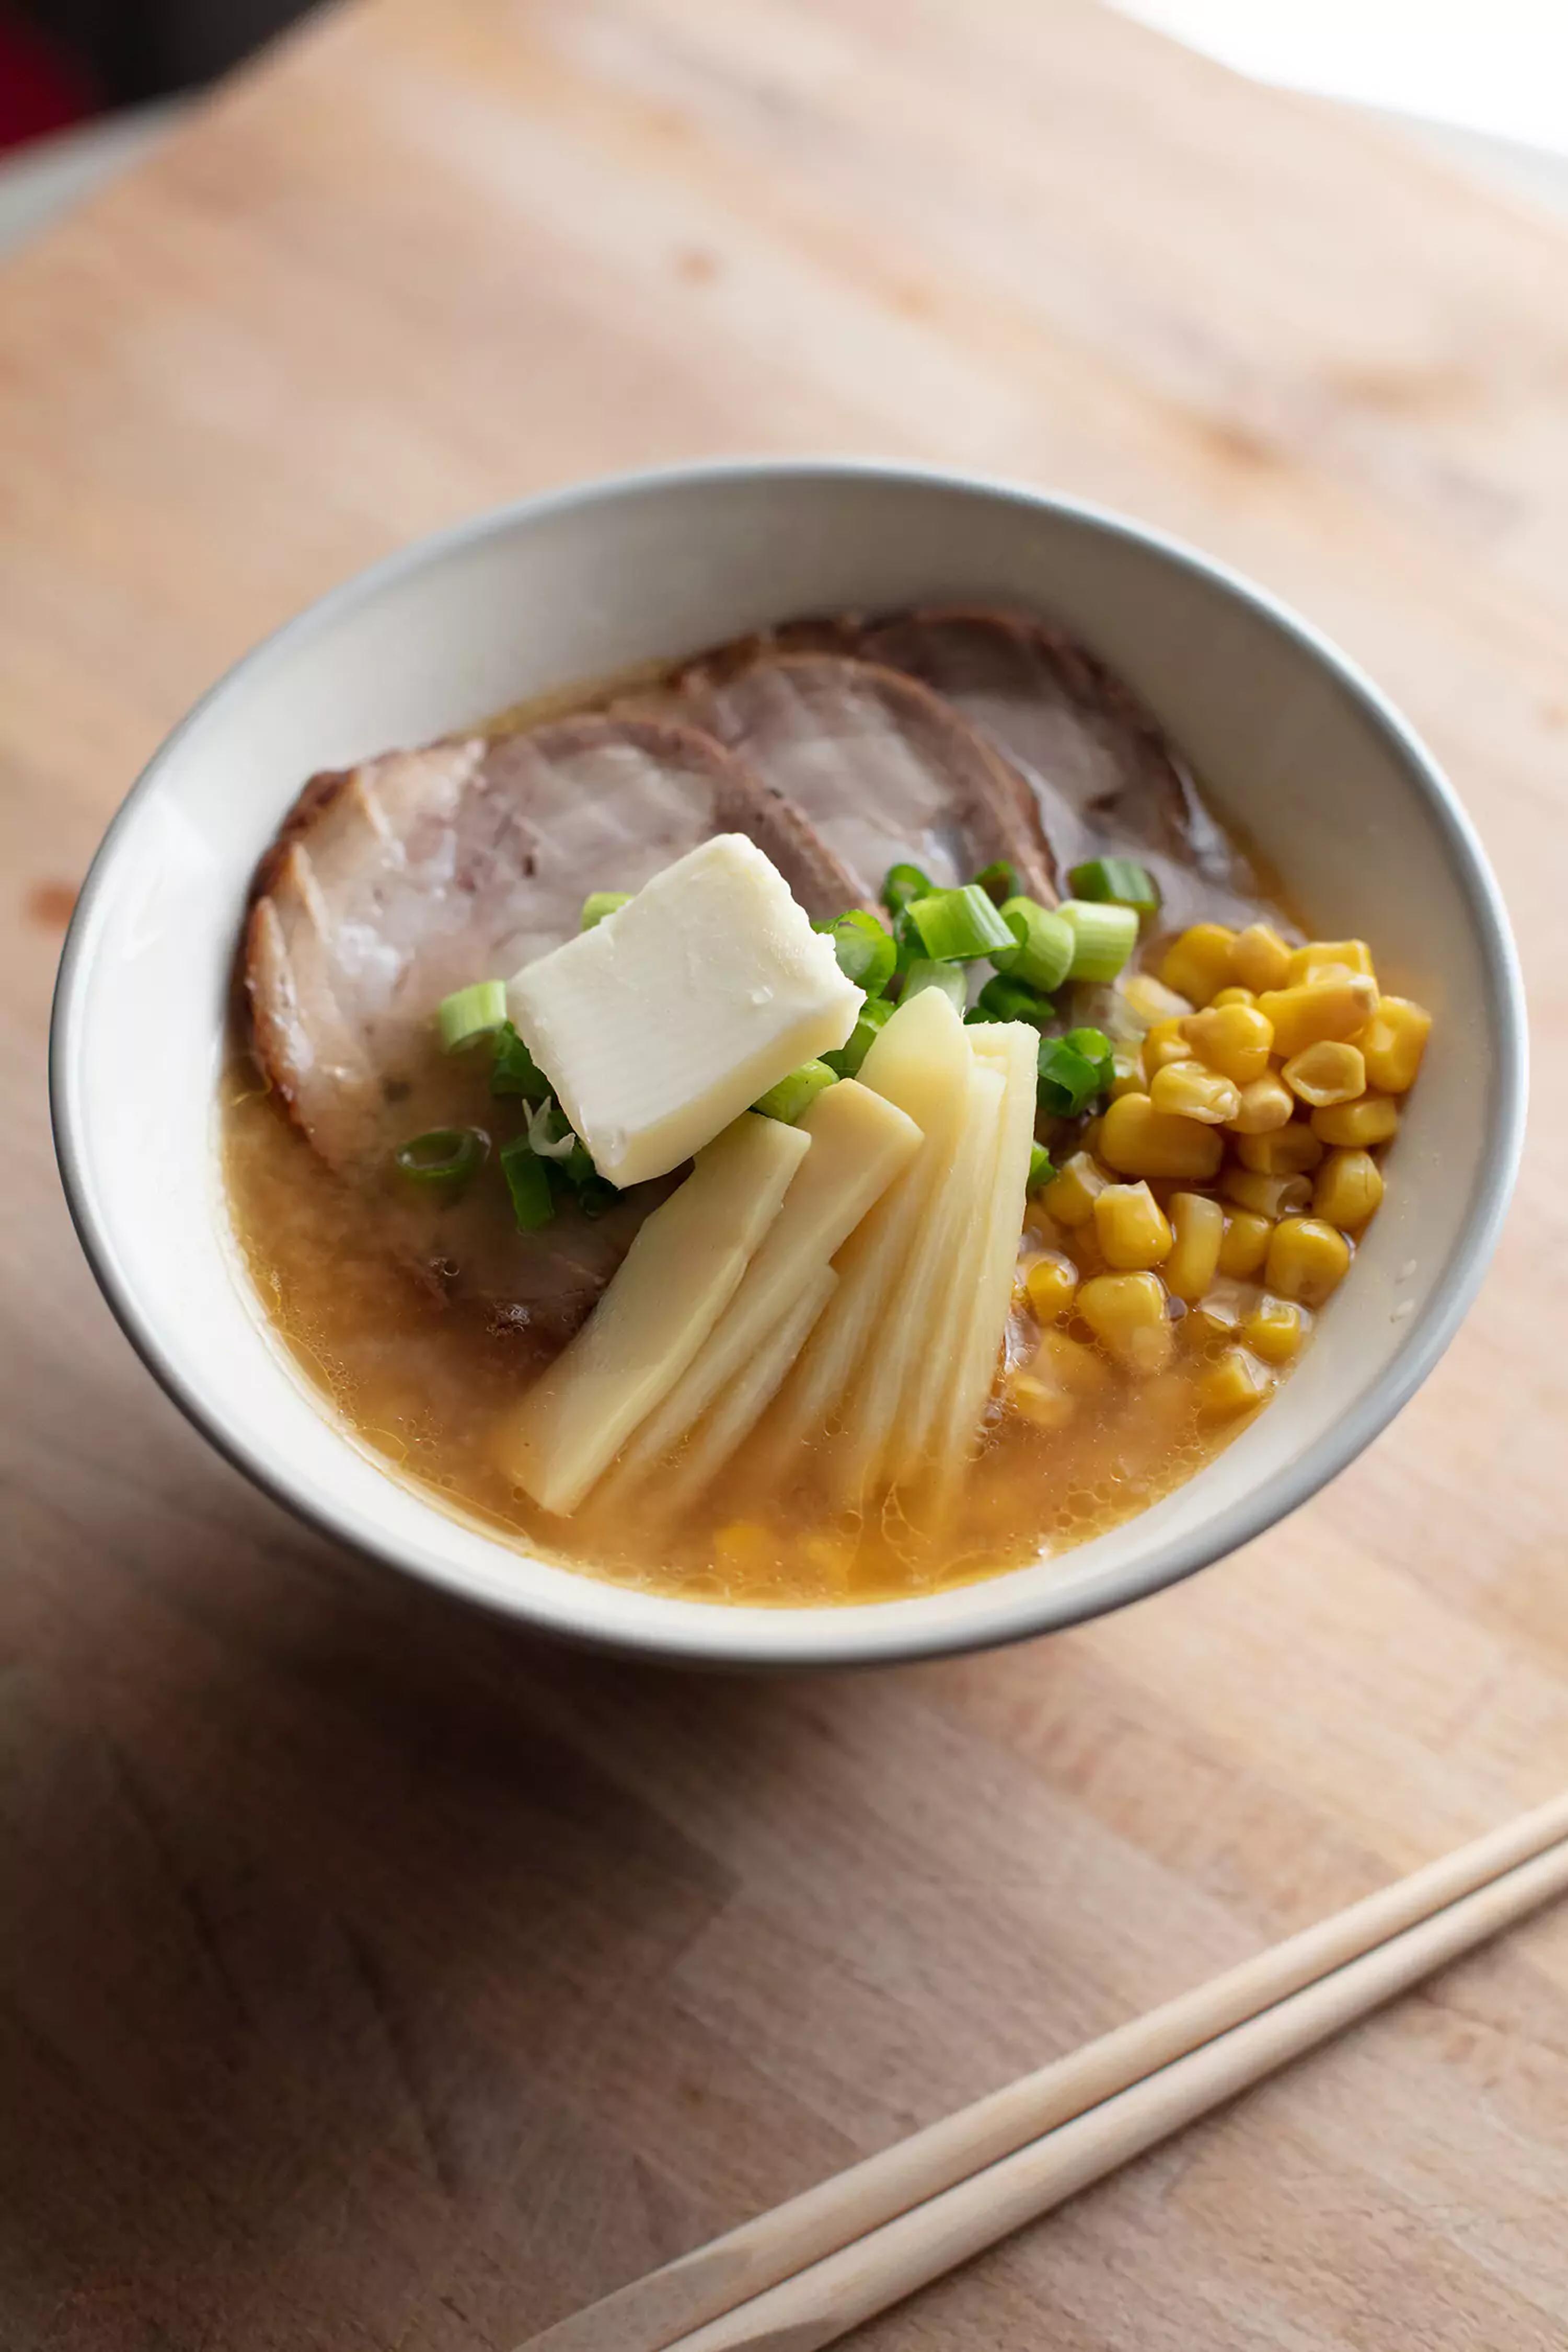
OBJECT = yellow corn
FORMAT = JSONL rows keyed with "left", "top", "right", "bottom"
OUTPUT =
{"left": 1078, "top": 1271, "right": 1174, "bottom": 1376}
{"left": 1008, "top": 1371, "right": 1078, "bottom": 1431}
{"left": 1242, "top": 1295, "right": 1310, "bottom": 1364}
{"left": 802, "top": 1530, "right": 858, "bottom": 1587}
{"left": 1236, "top": 1122, "right": 1324, "bottom": 1177}
{"left": 1094, "top": 1180, "right": 1173, "bottom": 1271}
{"left": 1265, "top": 1216, "right": 1352, "bottom": 1306}
{"left": 1210, "top": 985, "right": 1257, "bottom": 1009}
{"left": 1197, "top": 1346, "right": 1274, "bottom": 1420}
{"left": 1283, "top": 1040, "right": 1366, "bottom": 1108}
{"left": 1313, "top": 1147, "right": 1385, "bottom": 1229}
{"left": 1150, "top": 1060, "right": 1242, "bottom": 1125}
{"left": 1255, "top": 974, "right": 1379, "bottom": 1058}
{"left": 1040, "top": 1149, "right": 1108, "bottom": 1228}
{"left": 1100, "top": 1092, "right": 1225, "bottom": 1181}
{"left": 1141, "top": 1017, "right": 1195, "bottom": 1077}
{"left": 1311, "top": 1092, "right": 1400, "bottom": 1148}
{"left": 1164, "top": 1192, "right": 1226, "bottom": 1302}
{"left": 1109, "top": 1050, "right": 1145, "bottom": 1101}
{"left": 714, "top": 1521, "right": 775, "bottom": 1573}
{"left": 1230, "top": 921, "right": 1294, "bottom": 994}
{"left": 1359, "top": 996, "right": 1431, "bottom": 1093}
{"left": 1023, "top": 1251, "right": 1079, "bottom": 1322}
{"left": 1032, "top": 1327, "right": 1112, "bottom": 1397}
{"left": 1080, "top": 1114, "right": 1106, "bottom": 1159}
{"left": 1222, "top": 1166, "right": 1313, "bottom": 1220}
{"left": 1218, "top": 1207, "right": 1272, "bottom": 1278}
{"left": 1159, "top": 923, "right": 1239, "bottom": 1008}
{"left": 1181, "top": 1001, "right": 1274, "bottom": 1085}
{"left": 1227, "top": 1073, "right": 1295, "bottom": 1135}
{"left": 1287, "top": 938, "right": 1376, "bottom": 986}
{"left": 1120, "top": 971, "right": 1194, "bottom": 1027}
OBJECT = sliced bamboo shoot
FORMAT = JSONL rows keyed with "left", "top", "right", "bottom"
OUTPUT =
{"left": 654, "top": 1266, "right": 838, "bottom": 1518}
{"left": 493, "top": 1112, "right": 810, "bottom": 1514}
{"left": 934, "top": 1020, "right": 1041, "bottom": 1487}
{"left": 602, "top": 1079, "right": 920, "bottom": 1494}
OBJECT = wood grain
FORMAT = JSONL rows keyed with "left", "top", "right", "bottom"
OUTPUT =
{"left": 4, "top": 2, "right": 1568, "bottom": 2347}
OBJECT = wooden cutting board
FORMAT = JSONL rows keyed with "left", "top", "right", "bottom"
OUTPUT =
{"left": 4, "top": 3, "right": 1567, "bottom": 2345}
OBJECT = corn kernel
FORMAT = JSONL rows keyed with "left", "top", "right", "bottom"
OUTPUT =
{"left": 1287, "top": 938, "right": 1376, "bottom": 987}
{"left": 1255, "top": 975, "right": 1379, "bottom": 1058}
{"left": 1227, "top": 1073, "right": 1295, "bottom": 1135}
{"left": 1265, "top": 1216, "right": 1352, "bottom": 1306}
{"left": 1230, "top": 922, "right": 1294, "bottom": 994}
{"left": 1159, "top": 923, "right": 1239, "bottom": 1008}
{"left": 1109, "top": 1050, "right": 1145, "bottom": 1101}
{"left": 1120, "top": 971, "right": 1193, "bottom": 1028}
{"left": 1180, "top": 1276, "right": 1256, "bottom": 1351}
{"left": 803, "top": 1530, "right": 858, "bottom": 1587}
{"left": 1023, "top": 1250, "right": 1079, "bottom": 1322}
{"left": 1211, "top": 985, "right": 1257, "bottom": 1008}
{"left": 1032, "top": 1327, "right": 1112, "bottom": 1397}
{"left": 1080, "top": 1115, "right": 1106, "bottom": 1159}
{"left": 1359, "top": 996, "right": 1431, "bottom": 1093}
{"left": 1197, "top": 1346, "right": 1274, "bottom": 1420}
{"left": 1164, "top": 1191, "right": 1226, "bottom": 1301}
{"left": 1313, "top": 1147, "right": 1385, "bottom": 1229}
{"left": 1078, "top": 1271, "right": 1173, "bottom": 1376}
{"left": 1150, "top": 1060, "right": 1242, "bottom": 1125}
{"left": 1182, "top": 1001, "right": 1274, "bottom": 1085}
{"left": 1222, "top": 1166, "right": 1313, "bottom": 1220}
{"left": 1242, "top": 1294, "right": 1310, "bottom": 1364}
{"left": 1100, "top": 1093, "right": 1225, "bottom": 1181}
{"left": 1142, "top": 1017, "right": 1194, "bottom": 1077}
{"left": 1040, "top": 1149, "right": 1108, "bottom": 1228}
{"left": 1008, "top": 1371, "right": 1079, "bottom": 1431}
{"left": 1311, "top": 1092, "right": 1400, "bottom": 1148}
{"left": 714, "top": 1521, "right": 775, "bottom": 1573}
{"left": 1236, "top": 1123, "right": 1324, "bottom": 1177}
{"left": 1218, "top": 1208, "right": 1272, "bottom": 1277}
{"left": 1283, "top": 1040, "right": 1366, "bottom": 1108}
{"left": 1094, "top": 1180, "right": 1173, "bottom": 1270}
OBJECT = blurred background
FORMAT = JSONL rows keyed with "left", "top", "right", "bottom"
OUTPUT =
{"left": 4, "top": 0, "right": 1568, "bottom": 255}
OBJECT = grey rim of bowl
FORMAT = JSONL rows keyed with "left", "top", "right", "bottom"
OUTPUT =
{"left": 49, "top": 458, "right": 1529, "bottom": 1669}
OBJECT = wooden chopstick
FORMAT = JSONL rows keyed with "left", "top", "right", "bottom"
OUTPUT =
{"left": 521, "top": 1788, "right": 1568, "bottom": 2352}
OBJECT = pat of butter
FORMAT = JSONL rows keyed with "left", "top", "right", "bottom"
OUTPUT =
{"left": 508, "top": 835, "right": 863, "bottom": 1188}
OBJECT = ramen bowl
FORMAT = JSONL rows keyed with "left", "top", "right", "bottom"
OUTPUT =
{"left": 50, "top": 461, "right": 1526, "bottom": 1666}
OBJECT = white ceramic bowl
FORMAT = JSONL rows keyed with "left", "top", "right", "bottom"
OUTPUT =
{"left": 51, "top": 462, "right": 1526, "bottom": 1668}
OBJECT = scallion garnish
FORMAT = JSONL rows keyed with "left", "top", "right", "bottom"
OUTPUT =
{"left": 970, "top": 974, "right": 1054, "bottom": 1027}
{"left": 902, "top": 959, "right": 969, "bottom": 1013}
{"left": 823, "top": 993, "right": 895, "bottom": 1077}
{"left": 1028, "top": 1142, "right": 1055, "bottom": 1194}
{"left": 754, "top": 1059, "right": 839, "bottom": 1123}
{"left": 499, "top": 1136, "right": 556, "bottom": 1230}
{"left": 1067, "top": 857, "right": 1161, "bottom": 917}
{"left": 490, "top": 1021, "right": 552, "bottom": 1103}
{"left": 526, "top": 1096, "right": 579, "bottom": 1161}
{"left": 1057, "top": 898, "right": 1139, "bottom": 983}
{"left": 993, "top": 896, "right": 1075, "bottom": 994}
{"left": 881, "top": 862, "right": 934, "bottom": 919}
{"left": 394, "top": 1126, "right": 490, "bottom": 1187}
{"left": 826, "top": 909, "right": 897, "bottom": 997}
{"left": 437, "top": 980, "right": 509, "bottom": 1053}
{"left": 971, "top": 859, "right": 1019, "bottom": 905}
{"left": 907, "top": 883, "right": 1016, "bottom": 963}
{"left": 580, "top": 891, "right": 631, "bottom": 930}
{"left": 1036, "top": 1036, "right": 1109, "bottom": 1118}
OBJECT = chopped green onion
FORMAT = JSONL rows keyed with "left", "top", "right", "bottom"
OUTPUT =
{"left": 1028, "top": 1142, "right": 1055, "bottom": 1194}
{"left": 902, "top": 959, "right": 969, "bottom": 1013}
{"left": 1067, "top": 857, "right": 1161, "bottom": 917}
{"left": 526, "top": 1096, "right": 579, "bottom": 1161}
{"left": 754, "top": 1059, "right": 839, "bottom": 1123}
{"left": 499, "top": 1136, "right": 556, "bottom": 1230}
{"left": 437, "top": 980, "right": 509, "bottom": 1053}
{"left": 1057, "top": 898, "right": 1139, "bottom": 984}
{"left": 1064, "top": 1025, "right": 1115, "bottom": 1077}
{"left": 1036, "top": 1035, "right": 1111, "bottom": 1117}
{"left": 581, "top": 891, "right": 631, "bottom": 930}
{"left": 907, "top": 883, "right": 1016, "bottom": 963}
{"left": 881, "top": 862, "right": 934, "bottom": 919}
{"left": 971, "top": 859, "right": 1019, "bottom": 905}
{"left": 559, "top": 1143, "right": 618, "bottom": 1218}
{"left": 490, "top": 1021, "right": 552, "bottom": 1103}
{"left": 826, "top": 909, "right": 897, "bottom": 997}
{"left": 394, "top": 1126, "right": 490, "bottom": 1187}
{"left": 969, "top": 974, "right": 1054, "bottom": 1027}
{"left": 823, "top": 993, "right": 895, "bottom": 1077}
{"left": 993, "top": 897, "right": 1075, "bottom": 994}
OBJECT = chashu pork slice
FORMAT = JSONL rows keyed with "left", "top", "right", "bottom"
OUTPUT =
{"left": 244, "top": 713, "right": 861, "bottom": 1347}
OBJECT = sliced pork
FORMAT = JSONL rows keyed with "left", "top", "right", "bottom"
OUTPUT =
{"left": 683, "top": 652, "right": 1057, "bottom": 907}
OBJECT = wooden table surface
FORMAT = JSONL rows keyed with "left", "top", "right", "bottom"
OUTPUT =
{"left": 6, "top": 3, "right": 1568, "bottom": 2345}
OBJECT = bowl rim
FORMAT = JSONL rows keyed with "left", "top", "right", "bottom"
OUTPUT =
{"left": 49, "top": 455, "right": 1529, "bottom": 1667}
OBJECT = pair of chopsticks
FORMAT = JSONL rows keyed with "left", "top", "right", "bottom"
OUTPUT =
{"left": 520, "top": 1788, "right": 1568, "bottom": 2352}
